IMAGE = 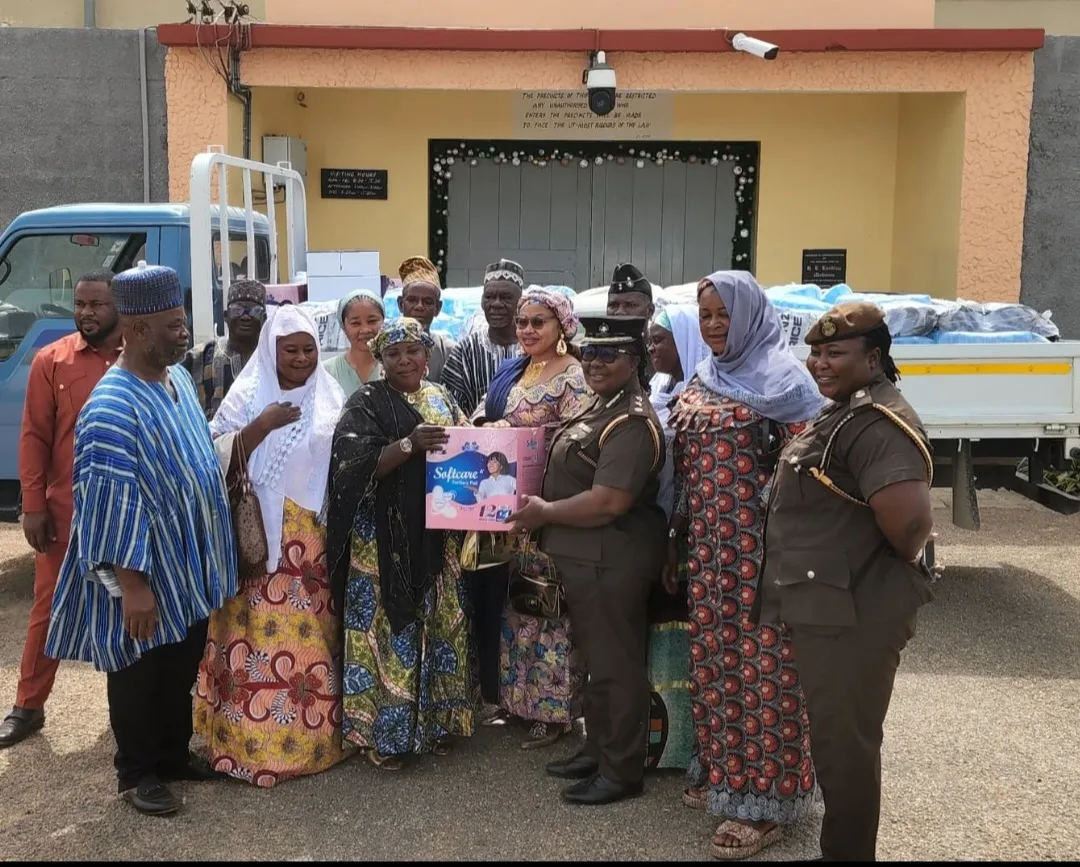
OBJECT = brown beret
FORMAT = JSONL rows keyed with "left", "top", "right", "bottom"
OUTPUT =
{"left": 805, "top": 301, "right": 887, "bottom": 346}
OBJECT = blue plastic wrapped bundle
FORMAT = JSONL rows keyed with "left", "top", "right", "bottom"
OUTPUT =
{"left": 764, "top": 283, "right": 831, "bottom": 312}
{"left": 936, "top": 300, "right": 1059, "bottom": 340}
{"left": 931, "top": 329, "right": 1050, "bottom": 345}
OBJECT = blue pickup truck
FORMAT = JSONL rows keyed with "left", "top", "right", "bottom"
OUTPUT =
{"left": 0, "top": 203, "right": 272, "bottom": 520}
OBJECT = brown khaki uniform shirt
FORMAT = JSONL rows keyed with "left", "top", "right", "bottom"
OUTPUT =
{"left": 757, "top": 376, "right": 934, "bottom": 628}
{"left": 540, "top": 381, "right": 667, "bottom": 573}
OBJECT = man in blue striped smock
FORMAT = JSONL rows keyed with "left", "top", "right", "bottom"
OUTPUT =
{"left": 45, "top": 263, "right": 238, "bottom": 817}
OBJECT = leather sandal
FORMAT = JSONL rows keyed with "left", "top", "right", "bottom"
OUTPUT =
{"left": 431, "top": 738, "right": 453, "bottom": 757}
{"left": 365, "top": 749, "right": 405, "bottom": 771}
{"left": 710, "top": 820, "right": 782, "bottom": 860}
{"left": 683, "top": 785, "right": 708, "bottom": 810}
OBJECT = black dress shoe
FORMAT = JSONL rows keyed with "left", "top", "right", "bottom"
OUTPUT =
{"left": 122, "top": 775, "right": 179, "bottom": 816}
{"left": 0, "top": 706, "right": 45, "bottom": 749}
{"left": 560, "top": 773, "right": 644, "bottom": 805}
{"left": 159, "top": 755, "right": 228, "bottom": 783}
{"left": 546, "top": 752, "right": 600, "bottom": 780}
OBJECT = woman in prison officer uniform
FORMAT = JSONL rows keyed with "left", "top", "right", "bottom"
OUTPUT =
{"left": 756, "top": 301, "right": 935, "bottom": 862}
{"left": 507, "top": 315, "right": 666, "bottom": 806}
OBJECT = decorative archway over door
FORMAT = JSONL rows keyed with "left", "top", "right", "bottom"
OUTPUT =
{"left": 429, "top": 140, "right": 759, "bottom": 289}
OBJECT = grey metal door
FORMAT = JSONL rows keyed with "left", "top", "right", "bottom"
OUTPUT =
{"left": 445, "top": 160, "right": 592, "bottom": 288}
{"left": 589, "top": 159, "right": 738, "bottom": 286}
{"left": 445, "top": 157, "right": 740, "bottom": 289}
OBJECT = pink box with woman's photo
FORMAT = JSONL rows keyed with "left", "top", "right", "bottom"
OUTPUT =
{"left": 425, "top": 426, "right": 547, "bottom": 531}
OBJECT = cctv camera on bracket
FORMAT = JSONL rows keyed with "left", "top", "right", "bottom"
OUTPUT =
{"left": 730, "top": 32, "right": 780, "bottom": 60}
{"left": 583, "top": 51, "right": 617, "bottom": 117}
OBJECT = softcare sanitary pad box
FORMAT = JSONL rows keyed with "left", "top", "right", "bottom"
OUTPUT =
{"left": 426, "top": 426, "right": 547, "bottom": 531}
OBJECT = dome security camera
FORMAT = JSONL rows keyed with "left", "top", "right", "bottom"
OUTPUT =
{"left": 582, "top": 51, "right": 617, "bottom": 117}
{"left": 731, "top": 33, "right": 780, "bottom": 60}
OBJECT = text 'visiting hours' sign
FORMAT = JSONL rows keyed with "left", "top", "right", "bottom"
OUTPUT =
{"left": 321, "top": 168, "right": 389, "bottom": 200}
{"left": 511, "top": 91, "right": 674, "bottom": 140}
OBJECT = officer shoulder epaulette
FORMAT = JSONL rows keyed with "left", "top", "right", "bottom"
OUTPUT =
{"left": 807, "top": 385, "right": 933, "bottom": 506}
{"left": 597, "top": 393, "right": 662, "bottom": 472}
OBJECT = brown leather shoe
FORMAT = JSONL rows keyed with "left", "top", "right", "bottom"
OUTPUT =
{"left": 0, "top": 707, "right": 45, "bottom": 749}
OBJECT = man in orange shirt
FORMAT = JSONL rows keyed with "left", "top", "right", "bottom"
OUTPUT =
{"left": 0, "top": 270, "right": 123, "bottom": 748}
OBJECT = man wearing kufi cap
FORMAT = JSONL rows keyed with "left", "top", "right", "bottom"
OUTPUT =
{"left": 397, "top": 255, "right": 456, "bottom": 383}
{"left": 508, "top": 314, "right": 666, "bottom": 805}
{"left": 442, "top": 257, "right": 524, "bottom": 416}
{"left": 182, "top": 278, "right": 267, "bottom": 421}
{"left": 45, "top": 263, "right": 237, "bottom": 817}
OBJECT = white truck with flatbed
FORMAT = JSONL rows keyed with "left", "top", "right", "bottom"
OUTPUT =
{"left": 572, "top": 286, "right": 1080, "bottom": 538}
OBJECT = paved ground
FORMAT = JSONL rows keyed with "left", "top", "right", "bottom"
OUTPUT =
{"left": 0, "top": 489, "right": 1078, "bottom": 861}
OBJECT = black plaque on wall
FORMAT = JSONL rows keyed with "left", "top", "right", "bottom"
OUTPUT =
{"left": 801, "top": 248, "right": 848, "bottom": 287}
{"left": 321, "top": 168, "right": 389, "bottom": 200}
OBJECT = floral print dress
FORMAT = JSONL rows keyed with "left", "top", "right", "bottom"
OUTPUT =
{"left": 195, "top": 499, "right": 346, "bottom": 788}
{"left": 672, "top": 377, "right": 817, "bottom": 823}
{"left": 494, "top": 365, "right": 590, "bottom": 725}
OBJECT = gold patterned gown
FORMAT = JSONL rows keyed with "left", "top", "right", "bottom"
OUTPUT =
{"left": 194, "top": 499, "right": 346, "bottom": 787}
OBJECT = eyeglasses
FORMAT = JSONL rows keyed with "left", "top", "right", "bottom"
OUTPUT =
{"left": 581, "top": 345, "right": 635, "bottom": 363}
{"left": 514, "top": 315, "right": 557, "bottom": 330}
{"left": 227, "top": 303, "right": 266, "bottom": 320}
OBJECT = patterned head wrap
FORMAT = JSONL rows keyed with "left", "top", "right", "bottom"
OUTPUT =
{"left": 228, "top": 279, "right": 266, "bottom": 306}
{"left": 653, "top": 307, "right": 672, "bottom": 331}
{"left": 399, "top": 255, "right": 441, "bottom": 294}
{"left": 112, "top": 263, "right": 183, "bottom": 315}
{"left": 519, "top": 287, "right": 579, "bottom": 338}
{"left": 370, "top": 317, "right": 435, "bottom": 361}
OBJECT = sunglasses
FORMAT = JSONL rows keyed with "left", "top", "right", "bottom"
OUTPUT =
{"left": 227, "top": 302, "right": 266, "bottom": 320}
{"left": 514, "top": 315, "right": 557, "bottom": 330}
{"left": 581, "top": 345, "right": 635, "bottom": 363}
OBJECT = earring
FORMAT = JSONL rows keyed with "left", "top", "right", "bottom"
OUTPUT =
{"left": 556, "top": 336, "right": 567, "bottom": 357}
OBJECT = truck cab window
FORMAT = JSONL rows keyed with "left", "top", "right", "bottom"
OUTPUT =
{"left": 0, "top": 232, "right": 146, "bottom": 361}
{"left": 212, "top": 232, "right": 272, "bottom": 285}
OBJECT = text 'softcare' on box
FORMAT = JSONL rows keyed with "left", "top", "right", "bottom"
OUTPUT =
{"left": 425, "top": 426, "right": 547, "bottom": 531}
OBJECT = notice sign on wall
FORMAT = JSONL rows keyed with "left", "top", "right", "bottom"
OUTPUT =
{"left": 321, "top": 168, "right": 389, "bottom": 200}
{"left": 511, "top": 91, "right": 674, "bottom": 140}
{"left": 801, "top": 249, "right": 848, "bottom": 288}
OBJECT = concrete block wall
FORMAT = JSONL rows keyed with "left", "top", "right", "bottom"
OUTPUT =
{"left": 1022, "top": 36, "right": 1080, "bottom": 338}
{"left": 0, "top": 27, "right": 168, "bottom": 232}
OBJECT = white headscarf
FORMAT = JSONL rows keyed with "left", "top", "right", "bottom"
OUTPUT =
{"left": 211, "top": 305, "right": 346, "bottom": 572}
{"left": 649, "top": 303, "right": 710, "bottom": 431}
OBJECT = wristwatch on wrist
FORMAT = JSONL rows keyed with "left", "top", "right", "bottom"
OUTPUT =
{"left": 399, "top": 437, "right": 413, "bottom": 455}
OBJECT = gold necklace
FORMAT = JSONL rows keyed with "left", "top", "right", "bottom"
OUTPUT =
{"left": 519, "top": 359, "right": 549, "bottom": 388}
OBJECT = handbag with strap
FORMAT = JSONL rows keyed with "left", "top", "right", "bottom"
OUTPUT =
{"left": 460, "top": 530, "right": 519, "bottom": 572}
{"left": 507, "top": 536, "right": 564, "bottom": 621}
{"left": 227, "top": 432, "right": 269, "bottom": 582}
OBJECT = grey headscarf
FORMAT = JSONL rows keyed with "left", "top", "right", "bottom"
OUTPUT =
{"left": 337, "top": 288, "right": 384, "bottom": 325}
{"left": 695, "top": 271, "right": 826, "bottom": 424}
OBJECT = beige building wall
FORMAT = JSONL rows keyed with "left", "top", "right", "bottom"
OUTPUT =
{"left": 263, "top": 0, "right": 935, "bottom": 29}
{"left": 0, "top": 0, "right": 266, "bottom": 28}
{"left": 937, "top": 0, "right": 1080, "bottom": 33}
